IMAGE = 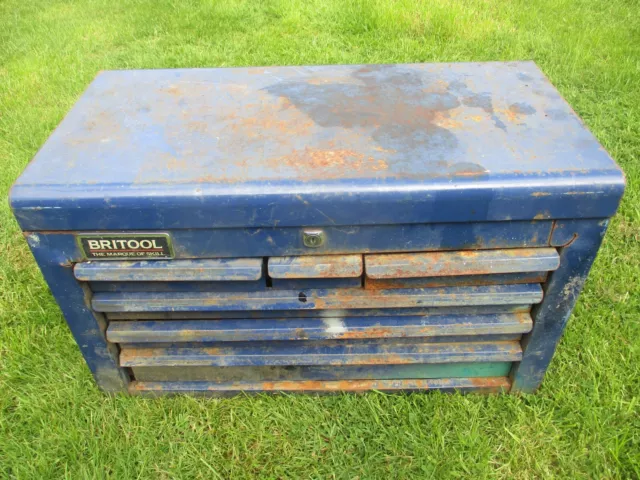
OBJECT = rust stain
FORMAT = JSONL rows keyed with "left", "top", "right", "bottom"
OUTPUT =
{"left": 294, "top": 328, "right": 309, "bottom": 340}
{"left": 185, "top": 121, "right": 209, "bottom": 133}
{"left": 223, "top": 97, "right": 315, "bottom": 142}
{"left": 262, "top": 66, "right": 490, "bottom": 177}
{"left": 498, "top": 103, "right": 536, "bottom": 124}
{"left": 502, "top": 108, "right": 519, "bottom": 123}
{"left": 246, "top": 378, "right": 509, "bottom": 392}
{"left": 127, "top": 348, "right": 157, "bottom": 359}
{"left": 515, "top": 312, "right": 533, "bottom": 325}
{"left": 306, "top": 78, "right": 328, "bottom": 85}
{"left": 366, "top": 249, "right": 552, "bottom": 279}
{"left": 335, "top": 327, "right": 395, "bottom": 339}
{"left": 161, "top": 85, "right": 182, "bottom": 96}
{"left": 166, "top": 157, "right": 188, "bottom": 171}
{"left": 128, "top": 66, "right": 502, "bottom": 185}
{"left": 193, "top": 174, "right": 218, "bottom": 183}
{"left": 432, "top": 111, "right": 463, "bottom": 129}
{"left": 272, "top": 255, "right": 362, "bottom": 279}
{"left": 358, "top": 354, "right": 409, "bottom": 365}
{"left": 269, "top": 148, "right": 389, "bottom": 179}
{"left": 373, "top": 146, "right": 397, "bottom": 154}
{"left": 509, "top": 102, "right": 536, "bottom": 115}
{"left": 531, "top": 192, "right": 552, "bottom": 197}
{"left": 365, "top": 272, "right": 547, "bottom": 290}
{"left": 131, "top": 378, "right": 511, "bottom": 394}
{"left": 470, "top": 377, "right": 510, "bottom": 388}
{"left": 175, "top": 329, "right": 201, "bottom": 341}
{"left": 69, "top": 111, "right": 126, "bottom": 146}
{"left": 232, "top": 115, "right": 291, "bottom": 134}
{"left": 454, "top": 168, "right": 487, "bottom": 177}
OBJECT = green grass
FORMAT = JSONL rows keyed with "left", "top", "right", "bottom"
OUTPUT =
{"left": 1, "top": 0, "right": 639, "bottom": 477}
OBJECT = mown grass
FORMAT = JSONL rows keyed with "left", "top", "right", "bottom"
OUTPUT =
{"left": 0, "top": 0, "right": 639, "bottom": 478}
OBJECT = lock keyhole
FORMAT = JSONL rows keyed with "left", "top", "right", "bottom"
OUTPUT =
{"left": 303, "top": 230, "right": 324, "bottom": 248}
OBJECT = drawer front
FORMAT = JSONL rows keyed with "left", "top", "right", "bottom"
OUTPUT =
{"left": 75, "top": 258, "right": 264, "bottom": 282}
{"left": 364, "top": 249, "right": 559, "bottom": 279}
{"left": 73, "top": 241, "right": 560, "bottom": 395}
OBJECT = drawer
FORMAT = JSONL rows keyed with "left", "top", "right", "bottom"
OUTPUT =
{"left": 74, "top": 258, "right": 263, "bottom": 282}
{"left": 364, "top": 249, "right": 559, "bottom": 279}
{"left": 72, "top": 246, "right": 558, "bottom": 395}
{"left": 75, "top": 258, "right": 267, "bottom": 293}
{"left": 268, "top": 254, "right": 363, "bottom": 289}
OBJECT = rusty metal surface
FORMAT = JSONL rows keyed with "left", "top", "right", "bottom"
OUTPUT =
{"left": 119, "top": 340, "right": 522, "bottom": 367}
{"left": 128, "top": 377, "right": 511, "bottom": 395}
{"left": 89, "top": 280, "right": 268, "bottom": 293}
{"left": 11, "top": 222, "right": 556, "bottom": 260}
{"left": 511, "top": 219, "right": 611, "bottom": 392}
{"left": 106, "top": 312, "right": 532, "bottom": 343}
{"left": 268, "top": 254, "right": 363, "bottom": 279}
{"left": 365, "top": 248, "right": 559, "bottom": 279}
{"left": 74, "top": 258, "right": 263, "bottom": 282}
{"left": 10, "top": 62, "right": 625, "bottom": 231}
{"left": 124, "top": 335, "right": 523, "bottom": 349}
{"left": 270, "top": 278, "right": 362, "bottom": 290}
{"left": 365, "top": 272, "right": 548, "bottom": 289}
{"left": 104, "top": 304, "right": 531, "bottom": 320}
{"left": 21, "top": 232, "right": 129, "bottom": 392}
{"left": 91, "top": 284, "right": 543, "bottom": 312}
{"left": 137, "top": 221, "right": 556, "bottom": 258}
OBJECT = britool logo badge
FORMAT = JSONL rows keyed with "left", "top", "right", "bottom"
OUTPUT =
{"left": 77, "top": 234, "right": 173, "bottom": 260}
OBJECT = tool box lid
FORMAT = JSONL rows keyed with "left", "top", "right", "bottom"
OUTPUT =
{"left": 10, "top": 62, "right": 624, "bottom": 231}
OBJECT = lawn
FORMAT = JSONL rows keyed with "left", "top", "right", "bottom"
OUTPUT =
{"left": 1, "top": 0, "right": 639, "bottom": 477}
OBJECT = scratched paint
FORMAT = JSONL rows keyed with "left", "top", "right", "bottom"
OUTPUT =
{"left": 164, "top": 221, "right": 555, "bottom": 258}
{"left": 106, "top": 312, "right": 532, "bottom": 343}
{"left": 74, "top": 258, "right": 263, "bottom": 282}
{"left": 89, "top": 280, "right": 268, "bottom": 293}
{"left": 511, "top": 219, "right": 612, "bottom": 393}
{"left": 128, "top": 377, "right": 511, "bottom": 395}
{"left": 104, "top": 305, "right": 531, "bottom": 321}
{"left": 270, "top": 278, "right": 362, "bottom": 290}
{"left": 268, "top": 254, "right": 363, "bottom": 279}
{"left": 365, "top": 272, "right": 548, "bottom": 289}
{"left": 364, "top": 248, "right": 559, "bottom": 279}
{"left": 123, "top": 334, "right": 522, "bottom": 349}
{"left": 119, "top": 340, "right": 523, "bottom": 367}
{"left": 10, "top": 63, "right": 625, "bottom": 231}
{"left": 91, "top": 284, "right": 544, "bottom": 312}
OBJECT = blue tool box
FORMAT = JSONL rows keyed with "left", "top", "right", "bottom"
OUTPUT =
{"left": 10, "top": 62, "right": 625, "bottom": 395}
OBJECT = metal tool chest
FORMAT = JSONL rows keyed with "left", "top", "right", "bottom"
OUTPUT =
{"left": 10, "top": 62, "right": 625, "bottom": 395}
